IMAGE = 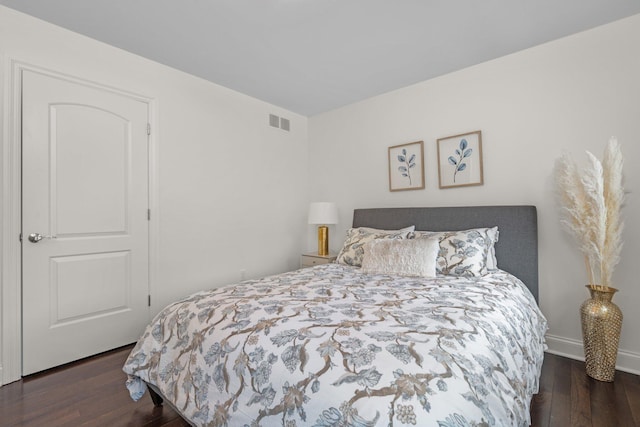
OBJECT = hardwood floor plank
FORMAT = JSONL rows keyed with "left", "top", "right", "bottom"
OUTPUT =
{"left": 621, "top": 370, "right": 640, "bottom": 425}
{"left": 570, "top": 361, "right": 591, "bottom": 426}
{"left": 548, "top": 355, "right": 572, "bottom": 427}
{"left": 610, "top": 371, "right": 638, "bottom": 427}
{"left": 530, "top": 350, "right": 556, "bottom": 426}
{"left": 590, "top": 376, "right": 619, "bottom": 427}
{"left": 1, "top": 347, "right": 638, "bottom": 426}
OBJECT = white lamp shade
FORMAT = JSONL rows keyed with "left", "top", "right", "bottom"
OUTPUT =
{"left": 308, "top": 202, "right": 338, "bottom": 225}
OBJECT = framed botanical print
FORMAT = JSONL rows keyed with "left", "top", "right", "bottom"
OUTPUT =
{"left": 437, "top": 131, "right": 483, "bottom": 189}
{"left": 388, "top": 141, "right": 425, "bottom": 191}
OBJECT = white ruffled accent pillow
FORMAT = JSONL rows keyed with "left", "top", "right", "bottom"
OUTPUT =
{"left": 361, "top": 238, "right": 439, "bottom": 277}
{"left": 336, "top": 226, "right": 415, "bottom": 267}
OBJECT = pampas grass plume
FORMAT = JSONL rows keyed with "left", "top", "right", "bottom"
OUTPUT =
{"left": 555, "top": 137, "right": 625, "bottom": 287}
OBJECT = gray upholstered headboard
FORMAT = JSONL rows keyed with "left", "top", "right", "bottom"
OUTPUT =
{"left": 352, "top": 206, "right": 538, "bottom": 302}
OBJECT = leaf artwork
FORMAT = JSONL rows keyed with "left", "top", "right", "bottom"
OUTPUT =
{"left": 447, "top": 139, "right": 473, "bottom": 183}
{"left": 397, "top": 148, "right": 417, "bottom": 185}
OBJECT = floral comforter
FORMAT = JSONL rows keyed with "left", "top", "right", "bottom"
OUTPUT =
{"left": 123, "top": 264, "right": 547, "bottom": 427}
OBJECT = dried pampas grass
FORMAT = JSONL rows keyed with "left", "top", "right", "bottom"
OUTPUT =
{"left": 555, "top": 137, "right": 625, "bottom": 287}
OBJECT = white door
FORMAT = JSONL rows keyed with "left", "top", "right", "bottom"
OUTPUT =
{"left": 21, "top": 70, "right": 150, "bottom": 375}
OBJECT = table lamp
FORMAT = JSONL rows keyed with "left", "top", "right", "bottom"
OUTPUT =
{"left": 308, "top": 202, "right": 338, "bottom": 256}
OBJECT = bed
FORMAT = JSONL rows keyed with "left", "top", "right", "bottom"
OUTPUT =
{"left": 123, "top": 205, "right": 547, "bottom": 426}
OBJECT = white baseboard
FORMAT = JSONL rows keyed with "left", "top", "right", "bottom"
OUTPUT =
{"left": 545, "top": 334, "right": 640, "bottom": 376}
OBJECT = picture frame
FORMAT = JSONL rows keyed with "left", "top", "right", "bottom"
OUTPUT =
{"left": 437, "top": 131, "right": 483, "bottom": 189}
{"left": 388, "top": 141, "right": 425, "bottom": 192}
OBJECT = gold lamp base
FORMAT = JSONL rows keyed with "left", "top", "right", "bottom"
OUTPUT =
{"left": 317, "top": 225, "right": 329, "bottom": 256}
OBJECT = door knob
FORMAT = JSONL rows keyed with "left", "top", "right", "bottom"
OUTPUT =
{"left": 27, "top": 233, "right": 56, "bottom": 243}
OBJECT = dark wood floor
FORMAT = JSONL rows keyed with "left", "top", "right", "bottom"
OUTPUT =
{"left": 532, "top": 353, "right": 640, "bottom": 426}
{"left": 0, "top": 345, "right": 189, "bottom": 427}
{"left": 0, "top": 345, "right": 638, "bottom": 426}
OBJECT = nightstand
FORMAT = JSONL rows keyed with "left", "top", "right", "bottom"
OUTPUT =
{"left": 301, "top": 252, "right": 337, "bottom": 268}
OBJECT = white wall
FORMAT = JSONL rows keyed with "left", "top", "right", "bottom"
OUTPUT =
{"left": 308, "top": 14, "right": 640, "bottom": 373}
{"left": 0, "top": 6, "right": 309, "bottom": 383}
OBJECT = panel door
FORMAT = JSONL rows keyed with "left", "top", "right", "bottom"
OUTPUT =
{"left": 21, "top": 70, "right": 150, "bottom": 375}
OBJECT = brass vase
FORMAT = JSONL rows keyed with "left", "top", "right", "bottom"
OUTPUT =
{"left": 580, "top": 284, "right": 623, "bottom": 382}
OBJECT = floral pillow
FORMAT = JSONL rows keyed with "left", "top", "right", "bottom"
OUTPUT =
{"left": 412, "top": 227, "right": 499, "bottom": 276}
{"left": 336, "top": 226, "right": 415, "bottom": 267}
{"left": 361, "top": 238, "right": 439, "bottom": 277}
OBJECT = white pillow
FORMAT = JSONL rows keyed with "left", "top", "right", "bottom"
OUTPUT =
{"left": 361, "top": 238, "right": 438, "bottom": 277}
{"left": 336, "top": 226, "right": 415, "bottom": 267}
{"left": 358, "top": 226, "right": 416, "bottom": 234}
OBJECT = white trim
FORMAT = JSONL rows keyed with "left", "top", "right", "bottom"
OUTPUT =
{"left": 1, "top": 57, "right": 23, "bottom": 385}
{"left": 147, "top": 94, "right": 160, "bottom": 317}
{"left": 0, "top": 59, "right": 157, "bottom": 385}
{"left": 0, "top": 52, "right": 3, "bottom": 385}
{"left": 546, "top": 334, "right": 640, "bottom": 376}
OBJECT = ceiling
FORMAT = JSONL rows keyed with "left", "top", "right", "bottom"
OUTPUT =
{"left": 2, "top": 1, "right": 639, "bottom": 116}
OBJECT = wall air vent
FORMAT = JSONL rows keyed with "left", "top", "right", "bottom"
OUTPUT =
{"left": 269, "top": 113, "right": 280, "bottom": 128}
{"left": 268, "top": 113, "right": 291, "bottom": 132}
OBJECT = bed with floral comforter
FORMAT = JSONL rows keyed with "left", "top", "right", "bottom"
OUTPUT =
{"left": 123, "top": 263, "right": 547, "bottom": 427}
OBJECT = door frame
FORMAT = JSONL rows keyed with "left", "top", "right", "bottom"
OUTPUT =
{"left": 1, "top": 60, "right": 158, "bottom": 385}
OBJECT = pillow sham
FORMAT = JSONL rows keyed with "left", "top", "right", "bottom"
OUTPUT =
{"left": 486, "top": 228, "right": 499, "bottom": 270}
{"left": 412, "top": 227, "right": 499, "bottom": 276}
{"left": 361, "top": 238, "right": 438, "bottom": 277}
{"left": 336, "top": 226, "right": 415, "bottom": 267}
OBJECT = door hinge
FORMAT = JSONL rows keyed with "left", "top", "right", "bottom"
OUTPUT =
{"left": 147, "top": 209, "right": 151, "bottom": 221}
{"left": 148, "top": 295, "right": 151, "bottom": 307}
{"left": 147, "top": 123, "right": 151, "bottom": 135}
